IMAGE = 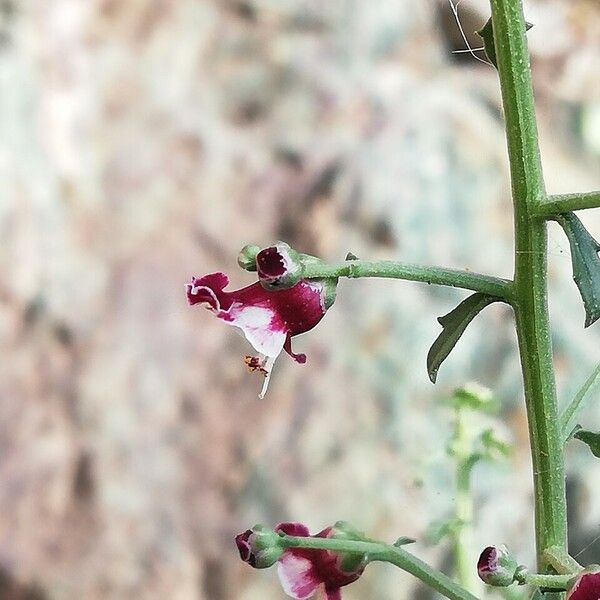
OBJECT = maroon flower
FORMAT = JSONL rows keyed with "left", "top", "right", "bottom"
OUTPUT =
{"left": 187, "top": 272, "right": 336, "bottom": 398}
{"left": 236, "top": 522, "right": 367, "bottom": 600}
{"left": 235, "top": 526, "right": 284, "bottom": 569}
{"left": 567, "top": 569, "right": 600, "bottom": 600}
{"left": 275, "top": 522, "right": 366, "bottom": 600}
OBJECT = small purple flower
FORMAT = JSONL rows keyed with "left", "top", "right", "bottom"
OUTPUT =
{"left": 235, "top": 522, "right": 367, "bottom": 600}
{"left": 567, "top": 568, "right": 600, "bottom": 600}
{"left": 235, "top": 526, "right": 284, "bottom": 569}
{"left": 477, "top": 545, "right": 518, "bottom": 587}
{"left": 187, "top": 271, "right": 335, "bottom": 397}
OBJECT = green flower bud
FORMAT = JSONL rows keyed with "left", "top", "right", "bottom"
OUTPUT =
{"left": 235, "top": 525, "right": 284, "bottom": 569}
{"left": 237, "top": 244, "right": 260, "bottom": 271}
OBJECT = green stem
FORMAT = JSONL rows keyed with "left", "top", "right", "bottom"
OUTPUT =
{"left": 543, "top": 546, "right": 584, "bottom": 576}
{"left": 560, "top": 362, "right": 600, "bottom": 441}
{"left": 279, "top": 535, "right": 479, "bottom": 600}
{"left": 453, "top": 409, "right": 479, "bottom": 594}
{"left": 534, "top": 192, "right": 600, "bottom": 217}
{"left": 489, "top": 0, "right": 567, "bottom": 593}
{"left": 302, "top": 260, "right": 513, "bottom": 300}
{"left": 514, "top": 570, "right": 573, "bottom": 590}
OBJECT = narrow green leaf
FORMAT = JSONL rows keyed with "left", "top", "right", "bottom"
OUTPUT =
{"left": 555, "top": 213, "right": 600, "bottom": 327}
{"left": 565, "top": 424, "right": 582, "bottom": 443}
{"left": 393, "top": 536, "right": 416, "bottom": 547}
{"left": 476, "top": 18, "right": 533, "bottom": 68}
{"left": 573, "top": 429, "right": 600, "bottom": 458}
{"left": 476, "top": 18, "right": 497, "bottom": 67}
{"left": 427, "top": 293, "right": 501, "bottom": 383}
{"left": 560, "top": 361, "right": 600, "bottom": 440}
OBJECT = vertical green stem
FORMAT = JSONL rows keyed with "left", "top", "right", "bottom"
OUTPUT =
{"left": 453, "top": 409, "right": 479, "bottom": 594}
{"left": 489, "top": 0, "right": 567, "bottom": 593}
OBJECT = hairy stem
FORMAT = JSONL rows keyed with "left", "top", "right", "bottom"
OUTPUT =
{"left": 489, "top": 0, "right": 567, "bottom": 593}
{"left": 453, "top": 409, "right": 479, "bottom": 594}
{"left": 543, "top": 546, "right": 584, "bottom": 576}
{"left": 302, "top": 260, "right": 513, "bottom": 300}
{"left": 279, "top": 535, "right": 478, "bottom": 600}
{"left": 514, "top": 570, "right": 573, "bottom": 590}
{"left": 535, "top": 192, "right": 600, "bottom": 217}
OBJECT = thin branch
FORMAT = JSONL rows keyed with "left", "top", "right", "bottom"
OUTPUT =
{"left": 535, "top": 192, "right": 600, "bottom": 217}
{"left": 301, "top": 260, "right": 513, "bottom": 301}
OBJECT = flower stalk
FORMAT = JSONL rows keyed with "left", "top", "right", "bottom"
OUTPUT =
{"left": 279, "top": 535, "right": 479, "bottom": 600}
{"left": 301, "top": 260, "right": 513, "bottom": 300}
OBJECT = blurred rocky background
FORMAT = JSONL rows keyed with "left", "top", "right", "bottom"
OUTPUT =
{"left": 0, "top": 0, "right": 599, "bottom": 598}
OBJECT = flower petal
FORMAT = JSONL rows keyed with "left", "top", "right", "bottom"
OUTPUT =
{"left": 276, "top": 523, "right": 311, "bottom": 537}
{"left": 257, "top": 246, "right": 288, "bottom": 279}
{"left": 187, "top": 272, "right": 230, "bottom": 310}
{"left": 567, "top": 570, "right": 600, "bottom": 600}
{"left": 224, "top": 305, "right": 287, "bottom": 358}
{"left": 284, "top": 335, "right": 307, "bottom": 364}
{"left": 277, "top": 551, "right": 321, "bottom": 600}
{"left": 325, "top": 589, "right": 342, "bottom": 600}
{"left": 235, "top": 530, "right": 255, "bottom": 566}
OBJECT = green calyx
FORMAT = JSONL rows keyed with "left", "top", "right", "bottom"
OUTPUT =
{"left": 329, "top": 522, "right": 370, "bottom": 572}
{"left": 249, "top": 525, "right": 285, "bottom": 568}
{"left": 238, "top": 244, "right": 261, "bottom": 271}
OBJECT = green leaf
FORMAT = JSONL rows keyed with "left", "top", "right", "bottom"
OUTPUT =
{"left": 446, "top": 383, "right": 498, "bottom": 412}
{"left": 476, "top": 18, "right": 497, "bottom": 67}
{"left": 555, "top": 212, "right": 600, "bottom": 327}
{"left": 565, "top": 424, "right": 582, "bottom": 443}
{"left": 573, "top": 429, "right": 600, "bottom": 458}
{"left": 393, "top": 536, "right": 416, "bottom": 547}
{"left": 560, "top": 361, "right": 600, "bottom": 440}
{"left": 477, "top": 18, "right": 533, "bottom": 68}
{"left": 480, "top": 428, "right": 512, "bottom": 459}
{"left": 424, "top": 518, "right": 463, "bottom": 545}
{"left": 427, "top": 293, "right": 501, "bottom": 383}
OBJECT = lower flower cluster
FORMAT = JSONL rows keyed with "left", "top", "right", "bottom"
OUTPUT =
{"left": 236, "top": 522, "right": 368, "bottom": 600}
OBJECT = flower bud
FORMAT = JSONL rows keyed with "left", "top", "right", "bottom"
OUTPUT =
{"left": 477, "top": 545, "right": 518, "bottom": 586}
{"left": 566, "top": 566, "right": 600, "bottom": 600}
{"left": 237, "top": 244, "right": 261, "bottom": 271}
{"left": 235, "top": 525, "right": 284, "bottom": 569}
{"left": 256, "top": 242, "right": 304, "bottom": 290}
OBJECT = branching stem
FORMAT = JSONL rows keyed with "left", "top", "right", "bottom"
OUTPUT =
{"left": 535, "top": 192, "right": 600, "bottom": 217}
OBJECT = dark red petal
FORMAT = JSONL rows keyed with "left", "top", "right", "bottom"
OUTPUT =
{"left": 276, "top": 522, "right": 311, "bottom": 537}
{"left": 284, "top": 335, "right": 307, "bottom": 364}
{"left": 477, "top": 546, "right": 498, "bottom": 574}
{"left": 326, "top": 589, "right": 342, "bottom": 600}
{"left": 256, "top": 247, "right": 287, "bottom": 278}
{"left": 235, "top": 530, "right": 256, "bottom": 567}
{"left": 568, "top": 571, "right": 600, "bottom": 600}
{"left": 187, "top": 272, "right": 231, "bottom": 309}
